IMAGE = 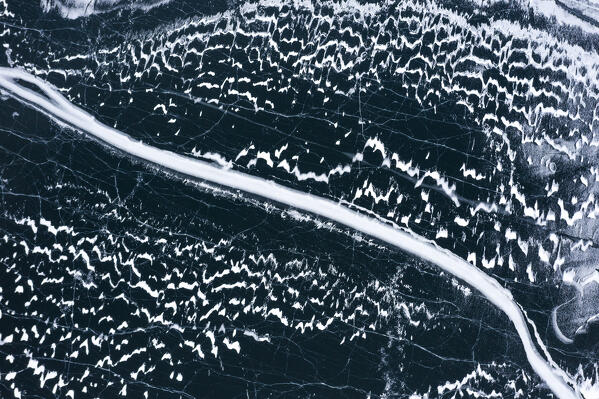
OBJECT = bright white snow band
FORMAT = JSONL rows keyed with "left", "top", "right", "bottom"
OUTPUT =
{"left": 0, "top": 67, "right": 580, "bottom": 399}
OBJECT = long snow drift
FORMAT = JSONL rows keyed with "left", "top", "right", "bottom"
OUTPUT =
{"left": 0, "top": 67, "right": 580, "bottom": 399}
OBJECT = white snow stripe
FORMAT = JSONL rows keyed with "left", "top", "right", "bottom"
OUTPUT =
{"left": 0, "top": 67, "right": 578, "bottom": 399}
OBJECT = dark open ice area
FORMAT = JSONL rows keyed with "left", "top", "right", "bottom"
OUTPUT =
{"left": 1, "top": 0, "right": 599, "bottom": 398}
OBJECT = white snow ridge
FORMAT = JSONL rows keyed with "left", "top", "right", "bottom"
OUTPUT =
{"left": 0, "top": 67, "right": 580, "bottom": 399}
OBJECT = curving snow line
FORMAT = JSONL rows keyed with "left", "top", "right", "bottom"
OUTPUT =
{"left": 0, "top": 67, "right": 580, "bottom": 399}
{"left": 552, "top": 302, "right": 576, "bottom": 345}
{"left": 42, "top": 0, "right": 174, "bottom": 20}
